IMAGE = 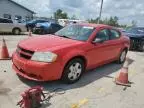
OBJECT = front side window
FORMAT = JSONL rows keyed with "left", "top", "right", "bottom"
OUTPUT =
{"left": 110, "top": 29, "right": 120, "bottom": 39}
{"left": 37, "top": 20, "right": 47, "bottom": 23}
{"left": 55, "top": 25, "right": 95, "bottom": 41}
{"left": 15, "top": 15, "right": 22, "bottom": 23}
{"left": 94, "top": 29, "right": 110, "bottom": 41}
{"left": 1, "top": 19, "right": 13, "bottom": 23}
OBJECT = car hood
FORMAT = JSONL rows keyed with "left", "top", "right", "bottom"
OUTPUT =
{"left": 19, "top": 35, "right": 83, "bottom": 51}
{"left": 125, "top": 33, "right": 144, "bottom": 38}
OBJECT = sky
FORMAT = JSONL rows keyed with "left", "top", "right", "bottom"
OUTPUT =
{"left": 14, "top": 0, "right": 144, "bottom": 26}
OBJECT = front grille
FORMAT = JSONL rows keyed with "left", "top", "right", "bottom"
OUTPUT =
{"left": 19, "top": 53, "right": 31, "bottom": 59}
{"left": 14, "top": 64, "right": 42, "bottom": 80}
{"left": 17, "top": 46, "right": 34, "bottom": 60}
{"left": 131, "top": 39, "right": 140, "bottom": 44}
{"left": 130, "top": 38, "right": 142, "bottom": 49}
{"left": 20, "top": 47, "right": 34, "bottom": 54}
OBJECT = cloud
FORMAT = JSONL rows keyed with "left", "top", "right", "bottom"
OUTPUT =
{"left": 14, "top": 0, "right": 144, "bottom": 26}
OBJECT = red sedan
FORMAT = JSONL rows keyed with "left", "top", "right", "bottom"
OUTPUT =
{"left": 12, "top": 24, "right": 130, "bottom": 83}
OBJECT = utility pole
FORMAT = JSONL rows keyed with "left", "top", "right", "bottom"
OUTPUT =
{"left": 98, "top": 0, "right": 104, "bottom": 24}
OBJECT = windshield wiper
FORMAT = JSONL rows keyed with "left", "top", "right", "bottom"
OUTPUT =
{"left": 54, "top": 34, "right": 71, "bottom": 39}
{"left": 60, "top": 35, "right": 71, "bottom": 39}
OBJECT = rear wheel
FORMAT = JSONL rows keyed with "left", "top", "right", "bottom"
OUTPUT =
{"left": 12, "top": 28, "right": 21, "bottom": 35}
{"left": 117, "top": 50, "right": 127, "bottom": 64}
{"left": 40, "top": 29, "right": 45, "bottom": 35}
{"left": 61, "top": 58, "right": 85, "bottom": 84}
{"left": 139, "top": 41, "right": 144, "bottom": 52}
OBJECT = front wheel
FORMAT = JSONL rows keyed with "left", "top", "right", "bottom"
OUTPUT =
{"left": 117, "top": 50, "right": 127, "bottom": 64}
{"left": 61, "top": 58, "right": 85, "bottom": 84}
{"left": 12, "top": 28, "right": 21, "bottom": 35}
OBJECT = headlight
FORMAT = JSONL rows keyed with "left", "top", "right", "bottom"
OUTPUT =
{"left": 31, "top": 52, "right": 57, "bottom": 62}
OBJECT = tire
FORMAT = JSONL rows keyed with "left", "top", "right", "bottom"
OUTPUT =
{"left": 40, "top": 29, "right": 45, "bottom": 35}
{"left": 26, "top": 26, "right": 29, "bottom": 32}
{"left": 61, "top": 58, "right": 85, "bottom": 84}
{"left": 117, "top": 50, "right": 127, "bottom": 64}
{"left": 139, "top": 41, "right": 144, "bottom": 52}
{"left": 12, "top": 28, "right": 21, "bottom": 35}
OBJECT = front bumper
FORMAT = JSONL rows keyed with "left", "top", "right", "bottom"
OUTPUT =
{"left": 130, "top": 38, "right": 143, "bottom": 49}
{"left": 12, "top": 52, "right": 63, "bottom": 81}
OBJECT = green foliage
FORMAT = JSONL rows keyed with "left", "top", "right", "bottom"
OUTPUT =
{"left": 131, "top": 20, "right": 137, "bottom": 27}
{"left": 88, "top": 16, "right": 123, "bottom": 27}
{"left": 53, "top": 9, "right": 129, "bottom": 28}
{"left": 70, "top": 15, "right": 77, "bottom": 20}
{"left": 54, "top": 9, "right": 68, "bottom": 19}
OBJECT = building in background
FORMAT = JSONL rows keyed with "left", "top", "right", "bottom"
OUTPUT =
{"left": 0, "top": 0, "right": 35, "bottom": 23}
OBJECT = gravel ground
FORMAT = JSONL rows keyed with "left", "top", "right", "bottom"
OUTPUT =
{"left": 0, "top": 34, "right": 144, "bottom": 108}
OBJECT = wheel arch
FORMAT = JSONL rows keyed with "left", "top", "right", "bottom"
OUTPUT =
{"left": 12, "top": 27, "right": 21, "bottom": 32}
{"left": 65, "top": 55, "right": 87, "bottom": 68}
{"left": 123, "top": 47, "right": 128, "bottom": 53}
{"left": 116, "top": 46, "right": 128, "bottom": 62}
{"left": 61, "top": 55, "right": 87, "bottom": 78}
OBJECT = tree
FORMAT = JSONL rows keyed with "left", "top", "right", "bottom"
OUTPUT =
{"left": 70, "top": 15, "right": 77, "bottom": 20}
{"left": 131, "top": 20, "right": 137, "bottom": 27}
{"left": 113, "top": 16, "right": 119, "bottom": 26}
{"left": 88, "top": 16, "right": 120, "bottom": 27}
{"left": 88, "top": 18, "right": 99, "bottom": 23}
{"left": 54, "top": 9, "right": 68, "bottom": 19}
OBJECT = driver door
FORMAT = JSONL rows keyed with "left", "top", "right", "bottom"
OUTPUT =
{"left": 87, "top": 28, "right": 113, "bottom": 67}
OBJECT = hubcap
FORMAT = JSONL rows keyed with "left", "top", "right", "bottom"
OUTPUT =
{"left": 120, "top": 51, "right": 126, "bottom": 62}
{"left": 68, "top": 62, "right": 82, "bottom": 81}
{"left": 15, "top": 29, "right": 19, "bottom": 34}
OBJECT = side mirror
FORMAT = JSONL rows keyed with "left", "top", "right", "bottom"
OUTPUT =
{"left": 92, "top": 38, "right": 104, "bottom": 44}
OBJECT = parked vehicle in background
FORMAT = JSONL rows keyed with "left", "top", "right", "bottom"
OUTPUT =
{"left": 117, "top": 27, "right": 126, "bottom": 33}
{"left": 26, "top": 19, "right": 49, "bottom": 31}
{"left": 0, "top": 18, "right": 27, "bottom": 35}
{"left": 12, "top": 24, "right": 130, "bottom": 83}
{"left": 58, "top": 19, "right": 88, "bottom": 26}
{"left": 124, "top": 27, "right": 144, "bottom": 51}
{"left": 33, "top": 22, "right": 63, "bottom": 34}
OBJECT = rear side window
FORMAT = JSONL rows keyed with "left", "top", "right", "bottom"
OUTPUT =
{"left": 0, "top": 19, "right": 13, "bottom": 23}
{"left": 95, "top": 29, "right": 110, "bottom": 41}
{"left": 0, "top": 18, "right": 3, "bottom": 23}
{"left": 7, "top": 19, "right": 13, "bottom": 23}
{"left": 110, "top": 29, "right": 120, "bottom": 40}
{"left": 37, "top": 20, "right": 47, "bottom": 23}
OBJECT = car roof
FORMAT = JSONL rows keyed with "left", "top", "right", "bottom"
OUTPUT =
{"left": 78, "top": 23, "right": 112, "bottom": 28}
{"left": 29, "top": 19, "right": 47, "bottom": 22}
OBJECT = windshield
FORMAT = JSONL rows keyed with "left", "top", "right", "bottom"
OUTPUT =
{"left": 126, "top": 28, "right": 144, "bottom": 34}
{"left": 55, "top": 25, "right": 95, "bottom": 41}
{"left": 27, "top": 19, "right": 36, "bottom": 23}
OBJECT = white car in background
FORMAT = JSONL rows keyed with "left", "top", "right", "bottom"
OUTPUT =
{"left": 0, "top": 18, "right": 27, "bottom": 35}
{"left": 58, "top": 19, "right": 88, "bottom": 26}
